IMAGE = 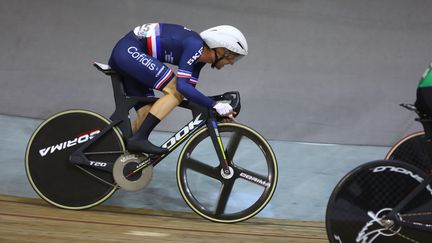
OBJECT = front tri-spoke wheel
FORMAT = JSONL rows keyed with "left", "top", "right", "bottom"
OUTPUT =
{"left": 176, "top": 123, "right": 278, "bottom": 223}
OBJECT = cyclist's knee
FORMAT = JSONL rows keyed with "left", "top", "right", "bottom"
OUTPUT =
{"left": 170, "top": 90, "right": 184, "bottom": 104}
{"left": 163, "top": 78, "right": 183, "bottom": 103}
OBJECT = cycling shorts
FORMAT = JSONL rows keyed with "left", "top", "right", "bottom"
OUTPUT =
{"left": 108, "top": 31, "right": 175, "bottom": 97}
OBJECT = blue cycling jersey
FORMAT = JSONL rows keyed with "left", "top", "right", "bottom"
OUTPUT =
{"left": 109, "top": 23, "right": 214, "bottom": 108}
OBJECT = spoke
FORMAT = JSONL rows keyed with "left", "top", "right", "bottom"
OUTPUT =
{"left": 225, "top": 131, "right": 243, "bottom": 161}
{"left": 235, "top": 165, "right": 271, "bottom": 188}
{"left": 185, "top": 157, "right": 220, "bottom": 180}
{"left": 215, "top": 180, "right": 235, "bottom": 216}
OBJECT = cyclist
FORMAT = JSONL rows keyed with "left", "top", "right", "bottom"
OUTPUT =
{"left": 108, "top": 23, "right": 248, "bottom": 154}
{"left": 416, "top": 63, "right": 432, "bottom": 140}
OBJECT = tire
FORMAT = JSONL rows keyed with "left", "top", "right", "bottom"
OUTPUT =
{"left": 176, "top": 123, "right": 278, "bottom": 223}
{"left": 25, "top": 110, "right": 125, "bottom": 209}
{"left": 385, "top": 131, "right": 432, "bottom": 173}
{"left": 326, "top": 160, "right": 432, "bottom": 242}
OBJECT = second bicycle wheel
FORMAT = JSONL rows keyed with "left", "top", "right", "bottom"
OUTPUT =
{"left": 25, "top": 110, "right": 125, "bottom": 209}
{"left": 177, "top": 123, "right": 278, "bottom": 223}
{"left": 326, "top": 160, "right": 432, "bottom": 242}
{"left": 385, "top": 131, "right": 432, "bottom": 173}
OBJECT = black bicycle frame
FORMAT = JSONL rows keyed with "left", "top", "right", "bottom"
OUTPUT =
{"left": 382, "top": 104, "right": 432, "bottom": 233}
{"left": 69, "top": 72, "right": 231, "bottom": 175}
{"left": 383, "top": 173, "right": 432, "bottom": 233}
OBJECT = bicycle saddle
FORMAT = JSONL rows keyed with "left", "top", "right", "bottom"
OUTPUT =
{"left": 400, "top": 103, "right": 417, "bottom": 112}
{"left": 94, "top": 62, "right": 116, "bottom": 75}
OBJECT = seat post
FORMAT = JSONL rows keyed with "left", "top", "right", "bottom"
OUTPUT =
{"left": 110, "top": 74, "right": 127, "bottom": 107}
{"left": 109, "top": 74, "right": 135, "bottom": 139}
{"left": 93, "top": 62, "right": 136, "bottom": 139}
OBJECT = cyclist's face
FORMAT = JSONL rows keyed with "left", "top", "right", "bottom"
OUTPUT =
{"left": 224, "top": 50, "right": 242, "bottom": 64}
{"left": 213, "top": 48, "right": 240, "bottom": 70}
{"left": 214, "top": 58, "right": 230, "bottom": 70}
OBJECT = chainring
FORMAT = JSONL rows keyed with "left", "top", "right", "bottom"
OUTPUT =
{"left": 113, "top": 153, "right": 153, "bottom": 191}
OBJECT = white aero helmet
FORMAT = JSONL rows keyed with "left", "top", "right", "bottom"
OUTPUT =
{"left": 200, "top": 25, "right": 248, "bottom": 56}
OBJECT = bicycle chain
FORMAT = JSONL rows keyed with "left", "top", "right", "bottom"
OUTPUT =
{"left": 76, "top": 150, "right": 124, "bottom": 187}
{"left": 74, "top": 153, "right": 152, "bottom": 188}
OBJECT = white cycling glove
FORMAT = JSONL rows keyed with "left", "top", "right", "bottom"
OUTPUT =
{"left": 213, "top": 102, "right": 233, "bottom": 117}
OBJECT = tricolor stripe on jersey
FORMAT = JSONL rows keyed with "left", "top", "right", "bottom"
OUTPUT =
{"left": 154, "top": 69, "right": 173, "bottom": 90}
{"left": 134, "top": 23, "right": 161, "bottom": 59}
{"left": 188, "top": 77, "right": 198, "bottom": 85}
{"left": 177, "top": 69, "right": 192, "bottom": 79}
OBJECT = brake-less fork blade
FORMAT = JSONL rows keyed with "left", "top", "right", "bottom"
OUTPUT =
{"left": 208, "top": 119, "right": 230, "bottom": 174}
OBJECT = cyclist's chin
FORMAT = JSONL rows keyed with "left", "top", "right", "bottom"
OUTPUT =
{"left": 215, "top": 64, "right": 224, "bottom": 70}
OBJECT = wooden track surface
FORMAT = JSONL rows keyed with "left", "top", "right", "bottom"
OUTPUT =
{"left": 0, "top": 195, "right": 327, "bottom": 242}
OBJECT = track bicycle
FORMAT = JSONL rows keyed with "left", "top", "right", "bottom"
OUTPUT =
{"left": 385, "top": 104, "right": 432, "bottom": 174}
{"left": 325, "top": 104, "right": 432, "bottom": 242}
{"left": 25, "top": 62, "right": 278, "bottom": 223}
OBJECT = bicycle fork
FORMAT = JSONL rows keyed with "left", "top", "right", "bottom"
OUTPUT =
{"left": 207, "top": 118, "right": 232, "bottom": 176}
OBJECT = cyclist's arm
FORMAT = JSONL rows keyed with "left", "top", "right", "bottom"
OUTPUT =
{"left": 176, "top": 39, "right": 215, "bottom": 108}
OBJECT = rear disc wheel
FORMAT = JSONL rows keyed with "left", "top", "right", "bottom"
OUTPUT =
{"left": 326, "top": 160, "right": 432, "bottom": 242}
{"left": 25, "top": 110, "right": 125, "bottom": 209}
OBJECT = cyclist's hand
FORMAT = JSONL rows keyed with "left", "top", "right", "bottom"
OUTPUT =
{"left": 221, "top": 115, "right": 237, "bottom": 123}
{"left": 213, "top": 102, "right": 234, "bottom": 118}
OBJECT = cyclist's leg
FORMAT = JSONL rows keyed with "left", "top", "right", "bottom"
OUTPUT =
{"left": 149, "top": 76, "right": 184, "bottom": 120}
{"left": 108, "top": 31, "right": 178, "bottom": 154}
{"left": 133, "top": 104, "right": 152, "bottom": 134}
{"left": 128, "top": 77, "right": 183, "bottom": 154}
{"left": 120, "top": 76, "right": 155, "bottom": 134}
